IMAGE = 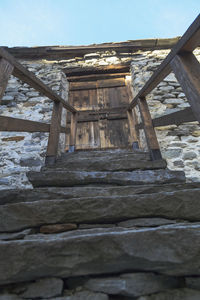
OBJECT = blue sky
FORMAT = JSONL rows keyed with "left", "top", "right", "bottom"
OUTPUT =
{"left": 0, "top": 0, "right": 199, "bottom": 47}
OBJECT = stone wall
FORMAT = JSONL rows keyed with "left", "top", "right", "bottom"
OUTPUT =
{"left": 0, "top": 47, "right": 200, "bottom": 189}
{"left": 131, "top": 48, "right": 200, "bottom": 182}
{"left": 0, "top": 62, "right": 68, "bottom": 189}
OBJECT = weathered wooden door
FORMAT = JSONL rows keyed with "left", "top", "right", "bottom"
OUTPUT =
{"left": 65, "top": 73, "right": 132, "bottom": 150}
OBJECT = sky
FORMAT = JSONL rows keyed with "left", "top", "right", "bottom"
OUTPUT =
{"left": 0, "top": 0, "right": 199, "bottom": 47}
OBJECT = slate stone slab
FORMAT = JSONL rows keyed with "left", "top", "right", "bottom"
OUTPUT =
{"left": 44, "top": 290, "right": 109, "bottom": 300}
{"left": 47, "top": 157, "right": 166, "bottom": 172}
{"left": 118, "top": 218, "right": 177, "bottom": 227}
{"left": 83, "top": 272, "right": 181, "bottom": 297}
{"left": 1, "top": 183, "right": 200, "bottom": 206}
{"left": 18, "top": 278, "right": 63, "bottom": 299}
{"left": 185, "top": 277, "right": 200, "bottom": 290}
{"left": 1, "top": 189, "right": 200, "bottom": 232}
{"left": 1, "top": 225, "right": 200, "bottom": 285}
{"left": 137, "top": 288, "right": 200, "bottom": 300}
{"left": 28, "top": 169, "right": 185, "bottom": 187}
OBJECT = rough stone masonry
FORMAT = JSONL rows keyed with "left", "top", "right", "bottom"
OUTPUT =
{"left": 0, "top": 43, "right": 200, "bottom": 189}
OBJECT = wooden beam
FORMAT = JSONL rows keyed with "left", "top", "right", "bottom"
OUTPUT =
{"left": 5, "top": 37, "right": 181, "bottom": 59}
{"left": 0, "top": 115, "right": 67, "bottom": 133}
{"left": 45, "top": 101, "right": 63, "bottom": 165}
{"left": 138, "top": 97, "right": 162, "bottom": 160}
{"left": 170, "top": 52, "right": 200, "bottom": 123}
{"left": 153, "top": 107, "right": 196, "bottom": 127}
{"left": 69, "top": 112, "right": 78, "bottom": 152}
{"left": 64, "top": 64, "right": 130, "bottom": 77}
{"left": 0, "top": 47, "right": 77, "bottom": 113}
{"left": 128, "top": 14, "right": 200, "bottom": 109}
{"left": 67, "top": 73, "right": 129, "bottom": 82}
{"left": 127, "top": 109, "right": 139, "bottom": 149}
{"left": 67, "top": 113, "right": 127, "bottom": 123}
{"left": 126, "top": 79, "right": 140, "bottom": 149}
{"left": 0, "top": 58, "right": 14, "bottom": 103}
{"left": 69, "top": 78, "right": 125, "bottom": 91}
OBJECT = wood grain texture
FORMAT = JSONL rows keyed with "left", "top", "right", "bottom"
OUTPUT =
{"left": 138, "top": 97, "right": 161, "bottom": 158}
{"left": 64, "top": 64, "right": 130, "bottom": 77}
{"left": 69, "top": 78, "right": 125, "bottom": 91}
{"left": 46, "top": 101, "right": 63, "bottom": 158}
{"left": 0, "top": 115, "right": 66, "bottom": 133}
{"left": 68, "top": 73, "right": 129, "bottom": 82}
{"left": 0, "top": 58, "right": 13, "bottom": 103}
{"left": 69, "top": 112, "right": 78, "bottom": 146}
{"left": 66, "top": 82, "right": 130, "bottom": 150}
{"left": 6, "top": 38, "right": 181, "bottom": 59}
{"left": 170, "top": 52, "right": 200, "bottom": 123}
{"left": 153, "top": 107, "right": 196, "bottom": 127}
{"left": 126, "top": 79, "right": 140, "bottom": 145}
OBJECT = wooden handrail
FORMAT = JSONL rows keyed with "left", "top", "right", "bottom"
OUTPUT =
{"left": 0, "top": 115, "right": 67, "bottom": 133}
{"left": 0, "top": 47, "right": 77, "bottom": 113}
{"left": 126, "top": 14, "right": 200, "bottom": 160}
{"left": 128, "top": 14, "right": 200, "bottom": 110}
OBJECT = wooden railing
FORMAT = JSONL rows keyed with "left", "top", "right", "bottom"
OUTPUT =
{"left": 0, "top": 47, "right": 78, "bottom": 165}
{"left": 0, "top": 14, "right": 199, "bottom": 165}
{"left": 126, "top": 14, "right": 200, "bottom": 160}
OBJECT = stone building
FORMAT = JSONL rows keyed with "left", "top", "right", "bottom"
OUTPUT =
{"left": 0, "top": 38, "right": 200, "bottom": 189}
{"left": 0, "top": 20, "right": 200, "bottom": 300}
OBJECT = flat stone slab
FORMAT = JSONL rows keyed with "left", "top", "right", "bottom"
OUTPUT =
{"left": 47, "top": 156, "right": 166, "bottom": 172}
{"left": 138, "top": 288, "right": 200, "bottom": 300}
{"left": 82, "top": 272, "right": 181, "bottom": 297}
{"left": 59, "top": 149, "right": 150, "bottom": 161}
{"left": 118, "top": 217, "right": 178, "bottom": 227}
{"left": 28, "top": 169, "right": 185, "bottom": 187}
{"left": 1, "top": 225, "right": 200, "bottom": 285}
{"left": 185, "top": 277, "right": 200, "bottom": 290}
{"left": 0, "top": 291, "right": 108, "bottom": 300}
{"left": 17, "top": 277, "right": 63, "bottom": 299}
{"left": 1, "top": 188, "right": 200, "bottom": 232}
{"left": 1, "top": 182, "right": 200, "bottom": 206}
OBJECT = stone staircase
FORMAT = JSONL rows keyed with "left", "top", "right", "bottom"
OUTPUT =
{"left": 1, "top": 149, "right": 200, "bottom": 300}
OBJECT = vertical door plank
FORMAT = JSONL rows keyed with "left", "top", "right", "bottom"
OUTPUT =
{"left": 69, "top": 112, "right": 78, "bottom": 152}
{"left": 126, "top": 79, "right": 140, "bottom": 149}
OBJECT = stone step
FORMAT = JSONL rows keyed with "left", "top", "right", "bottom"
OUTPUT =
{"left": 28, "top": 169, "right": 185, "bottom": 188}
{"left": 44, "top": 157, "right": 166, "bottom": 172}
{"left": 59, "top": 149, "right": 150, "bottom": 160}
{"left": 51, "top": 150, "right": 153, "bottom": 172}
{"left": 1, "top": 188, "right": 200, "bottom": 233}
{"left": 1, "top": 223, "right": 200, "bottom": 285}
{"left": 1, "top": 182, "right": 200, "bottom": 206}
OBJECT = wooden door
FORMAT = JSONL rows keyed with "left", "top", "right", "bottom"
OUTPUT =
{"left": 65, "top": 76, "right": 131, "bottom": 150}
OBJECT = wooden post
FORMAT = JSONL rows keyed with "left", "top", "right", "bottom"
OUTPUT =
{"left": 138, "top": 97, "right": 162, "bottom": 160}
{"left": 69, "top": 112, "right": 78, "bottom": 152}
{"left": 126, "top": 78, "right": 140, "bottom": 149}
{"left": 45, "top": 102, "right": 63, "bottom": 165}
{"left": 170, "top": 52, "right": 200, "bottom": 123}
{"left": 0, "top": 58, "right": 14, "bottom": 103}
{"left": 127, "top": 109, "right": 139, "bottom": 149}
